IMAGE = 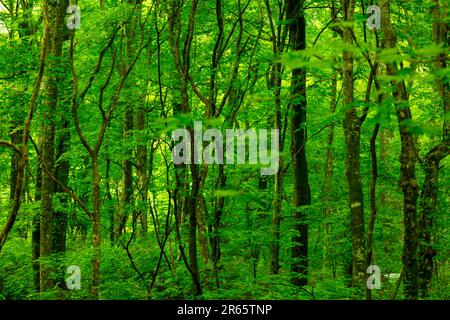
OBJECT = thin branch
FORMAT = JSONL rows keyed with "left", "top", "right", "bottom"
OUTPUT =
{"left": 0, "top": 140, "right": 22, "bottom": 156}
{"left": 0, "top": 70, "right": 28, "bottom": 80}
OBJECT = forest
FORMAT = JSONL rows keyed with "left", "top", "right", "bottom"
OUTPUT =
{"left": 0, "top": 0, "right": 448, "bottom": 300}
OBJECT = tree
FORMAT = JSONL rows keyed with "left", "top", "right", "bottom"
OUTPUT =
{"left": 418, "top": 0, "right": 449, "bottom": 298}
{"left": 39, "top": 0, "right": 69, "bottom": 292}
{"left": 340, "top": 0, "right": 366, "bottom": 297}
{"left": 0, "top": 0, "right": 449, "bottom": 301}
{"left": 287, "top": 0, "right": 310, "bottom": 286}
{"left": 380, "top": 0, "right": 420, "bottom": 300}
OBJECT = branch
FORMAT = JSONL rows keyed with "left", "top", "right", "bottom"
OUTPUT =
{"left": 0, "top": 140, "right": 22, "bottom": 156}
{"left": 70, "top": 31, "right": 94, "bottom": 156}
{"left": 77, "top": 26, "right": 121, "bottom": 106}
{"left": 0, "top": 70, "right": 28, "bottom": 80}
{"left": 313, "top": 6, "right": 342, "bottom": 45}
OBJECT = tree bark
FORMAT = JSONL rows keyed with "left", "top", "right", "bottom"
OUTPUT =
{"left": 366, "top": 123, "right": 379, "bottom": 300}
{"left": 39, "top": 0, "right": 68, "bottom": 292}
{"left": 32, "top": 155, "right": 42, "bottom": 292}
{"left": 53, "top": 115, "right": 70, "bottom": 289}
{"left": 116, "top": 0, "right": 143, "bottom": 240}
{"left": 340, "top": 0, "right": 366, "bottom": 297}
{"left": 287, "top": 0, "right": 310, "bottom": 286}
{"left": 264, "top": 0, "right": 286, "bottom": 276}
{"left": 9, "top": 119, "right": 22, "bottom": 201}
{"left": 135, "top": 108, "right": 148, "bottom": 238}
{"left": 323, "top": 71, "right": 337, "bottom": 280}
{"left": 91, "top": 157, "right": 102, "bottom": 298}
{"left": 418, "top": 0, "right": 449, "bottom": 298}
{"left": 380, "top": 0, "right": 419, "bottom": 299}
{"left": 165, "top": 0, "right": 202, "bottom": 295}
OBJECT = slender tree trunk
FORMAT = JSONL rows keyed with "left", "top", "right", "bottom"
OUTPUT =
{"left": 323, "top": 71, "right": 337, "bottom": 279}
{"left": 269, "top": 61, "right": 283, "bottom": 275}
{"left": 340, "top": 0, "right": 365, "bottom": 297}
{"left": 116, "top": 0, "right": 142, "bottom": 239}
{"left": 287, "top": 0, "right": 310, "bottom": 286}
{"left": 105, "top": 149, "right": 115, "bottom": 244}
{"left": 8, "top": 0, "right": 34, "bottom": 203}
{"left": 366, "top": 124, "right": 380, "bottom": 300}
{"left": 197, "top": 192, "right": 210, "bottom": 284}
{"left": 117, "top": 129, "right": 134, "bottom": 236}
{"left": 366, "top": 66, "right": 383, "bottom": 300}
{"left": 136, "top": 109, "right": 148, "bottom": 238}
{"left": 9, "top": 120, "right": 22, "bottom": 201}
{"left": 32, "top": 158, "right": 42, "bottom": 292}
{"left": 52, "top": 115, "right": 70, "bottom": 289}
{"left": 187, "top": 113, "right": 202, "bottom": 294}
{"left": 380, "top": 0, "right": 419, "bottom": 299}
{"left": 118, "top": 110, "right": 134, "bottom": 238}
{"left": 211, "top": 163, "right": 226, "bottom": 287}
{"left": 266, "top": 0, "right": 286, "bottom": 276}
{"left": 53, "top": 116, "right": 70, "bottom": 251}
{"left": 91, "top": 156, "right": 102, "bottom": 298}
{"left": 418, "top": 0, "right": 449, "bottom": 298}
{"left": 166, "top": 0, "right": 202, "bottom": 296}
{"left": 195, "top": 165, "right": 210, "bottom": 286}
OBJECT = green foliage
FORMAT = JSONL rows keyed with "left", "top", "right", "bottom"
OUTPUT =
{"left": 0, "top": 0, "right": 448, "bottom": 301}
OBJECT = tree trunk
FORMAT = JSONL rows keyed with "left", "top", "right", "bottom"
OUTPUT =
{"left": 269, "top": 61, "right": 283, "bottom": 275}
{"left": 287, "top": 0, "right": 310, "bottom": 286}
{"left": 197, "top": 192, "right": 210, "bottom": 284}
{"left": 135, "top": 108, "right": 148, "bottom": 238}
{"left": 380, "top": 0, "right": 419, "bottom": 299}
{"left": 9, "top": 120, "right": 22, "bottom": 201}
{"left": 91, "top": 157, "right": 102, "bottom": 298}
{"left": 165, "top": 0, "right": 202, "bottom": 296}
{"left": 266, "top": 0, "right": 286, "bottom": 276}
{"left": 105, "top": 148, "right": 115, "bottom": 244}
{"left": 211, "top": 163, "right": 226, "bottom": 287}
{"left": 366, "top": 123, "right": 380, "bottom": 300}
{"left": 32, "top": 157, "right": 42, "bottom": 292}
{"left": 53, "top": 116, "right": 70, "bottom": 252}
{"left": 323, "top": 71, "right": 337, "bottom": 280}
{"left": 53, "top": 115, "right": 70, "bottom": 289}
{"left": 116, "top": 0, "right": 142, "bottom": 239}
{"left": 39, "top": 0, "right": 68, "bottom": 292}
{"left": 340, "top": 0, "right": 366, "bottom": 297}
{"left": 418, "top": 0, "right": 449, "bottom": 298}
